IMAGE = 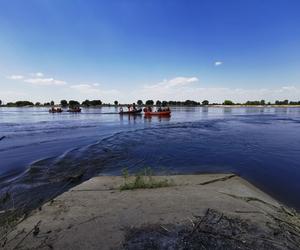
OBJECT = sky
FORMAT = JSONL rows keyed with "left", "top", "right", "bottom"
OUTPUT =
{"left": 0, "top": 0, "right": 300, "bottom": 104}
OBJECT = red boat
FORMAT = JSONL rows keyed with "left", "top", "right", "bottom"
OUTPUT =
{"left": 144, "top": 111, "right": 171, "bottom": 116}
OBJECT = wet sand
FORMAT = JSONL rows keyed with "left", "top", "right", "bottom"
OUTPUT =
{"left": 2, "top": 174, "right": 300, "bottom": 249}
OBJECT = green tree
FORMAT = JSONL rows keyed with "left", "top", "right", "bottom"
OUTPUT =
{"left": 69, "top": 100, "right": 80, "bottom": 107}
{"left": 162, "top": 101, "right": 168, "bottom": 107}
{"left": 145, "top": 100, "right": 154, "bottom": 106}
{"left": 114, "top": 100, "right": 118, "bottom": 106}
{"left": 245, "top": 101, "right": 260, "bottom": 105}
{"left": 156, "top": 100, "right": 162, "bottom": 106}
{"left": 184, "top": 100, "right": 198, "bottom": 106}
{"left": 16, "top": 101, "right": 34, "bottom": 107}
{"left": 275, "top": 100, "right": 289, "bottom": 105}
{"left": 168, "top": 101, "right": 176, "bottom": 106}
{"left": 82, "top": 100, "right": 91, "bottom": 106}
{"left": 50, "top": 100, "right": 55, "bottom": 106}
{"left": 60, "top": 100, "right": 68, "bottom": 107}
{"left": 0, "top": 100, "right": 2, "bottom": 106}
{"left": 260, "top": 100, "right": 265, "bottom": 105}
{"left": 137, "top": 100, "right": 143, "bottom": 105}
{"left": 35, "top": 102, "right": 41, "bottom": 106}
{"left": 202, "top": 100, "right": 209, "bottom": 105}
{"left": 90, "top": 100, "right": 102, "bottom": 106}
{"left": 223, "top": 100, "right": 234, "bottom": 105}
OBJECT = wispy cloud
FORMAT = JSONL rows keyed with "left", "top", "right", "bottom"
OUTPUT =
{"left": 7, "top": 72, "right": 67, "bottom": 86}
{"left": 30, "top": 72, "right": 44, "bottom": 77}
{"left": 24, "top": 78, "right": 67, "bottom": 86}
{"left": 214, "top": 61, "right": 223, "bottom": 66}
{"left": 280, "top": 86, "right": 297, "bottom": 91}
{"left": 133, "top": 76, "right": 200, "bottom": 100}
{"left": 7, "top": 75, "right": 24, "bottom": 80}
{"left": 70, "top": 84, "right": 97, "bottom": 93}
{"left": 70, "top": 83, "right": 119, "bottom": 95}
{"left": 145, "top": 77, "right": 199, "bottom": 90}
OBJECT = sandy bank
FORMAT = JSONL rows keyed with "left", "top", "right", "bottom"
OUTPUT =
{"left": 2, "top": 174, "right": 300, "bottom": 249}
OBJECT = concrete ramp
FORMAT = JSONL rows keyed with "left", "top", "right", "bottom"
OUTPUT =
{"left": 2, "top": 174, "right": 300, "bottom": 249}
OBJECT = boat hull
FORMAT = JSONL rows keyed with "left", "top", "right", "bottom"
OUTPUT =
{"left": 49, "top": 109, "right": 63, "bottom": 113}
{"left": 67, "top": 109, "right": 81, "bottom": 113}
{"left": 144, "top": 111, "right": 171, "bottom": 116}
{"left": 119, "top": 109, "right": 142, "bottom": 115}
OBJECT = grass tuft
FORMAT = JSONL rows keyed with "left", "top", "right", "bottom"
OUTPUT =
{"left": 120, "top": 167, "right": 173, "bottom": 191}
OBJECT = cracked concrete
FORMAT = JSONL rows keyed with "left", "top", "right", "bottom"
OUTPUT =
{"left": 1, "top": 174, "right": 299, "bottom": 250}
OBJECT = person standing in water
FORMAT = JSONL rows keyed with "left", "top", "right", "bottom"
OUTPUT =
{"left": 132, "top": 103, "right": 137, "bottom": 111}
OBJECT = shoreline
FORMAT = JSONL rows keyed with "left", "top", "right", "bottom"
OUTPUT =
{"left": 2, "top": 174, "right": 300, "bottom": 249}
{"left": 1, "top": 104, "right": 300, "bottom": 108}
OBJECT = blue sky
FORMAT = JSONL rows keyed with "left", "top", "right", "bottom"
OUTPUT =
{"left": 0, "top": 0, "right": 300, "bottom": 103}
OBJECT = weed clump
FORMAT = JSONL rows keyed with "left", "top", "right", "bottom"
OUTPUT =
{"left": 120, "top": 168, "right": 173, "bottom": 191}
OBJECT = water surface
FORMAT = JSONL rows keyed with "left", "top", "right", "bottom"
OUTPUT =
{"left": 0, "top": 107, "right": 300, "bottom": 211}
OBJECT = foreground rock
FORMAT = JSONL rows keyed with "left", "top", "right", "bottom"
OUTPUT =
{"left": 1, "top": 174, "right": 300, "bottom": 249}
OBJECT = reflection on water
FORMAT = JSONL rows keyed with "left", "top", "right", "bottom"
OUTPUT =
{"left": 0, "top": 107, "right": 300, "bottom": 212}
{"left": 223, "top": 107, "right": 232, "bottom": 113}
{"left": 143, "top": 115, "right": 171, "bottom": 123}
{"left": 119, "top": 114, "right": 143, "bottom": 123}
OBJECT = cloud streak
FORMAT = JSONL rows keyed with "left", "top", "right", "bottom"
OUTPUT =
{"left": 30, "top": 72, "right": 44, "bottom": 77}
{"left": 214, "top": 61, "right": 223, "bottom": 66}
{"left": 70, "top": 83, "right": 119, "bottom": 97}
{"left": 144, "top": 77, "right": 199, "bottom": 90}
{"left": 7, "top": 72, "right": 67, "bottom": 86}
{"left": 7, "top": 75, "right": 24, "bottom": 80}
{"left": 24, "top": 78, "right": 67, "bottom": 86}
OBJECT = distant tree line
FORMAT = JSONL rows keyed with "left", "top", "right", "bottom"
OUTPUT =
{"left": 221, "top": 99, "right": 300, "bottom": 106}
{"left": 141, "top": 100, "right": 202, "bottom": 106}
{"left": 1, "top": 99, "right": 300, "bottom": 107}
{"left": 80, "top": 100, "right": 102, "bottom": 107}
{"left": 6, "top": 101, "right": 34, "bottom": 107}
{"left": 245, "top": 100, "right": 266, "bottom": 105}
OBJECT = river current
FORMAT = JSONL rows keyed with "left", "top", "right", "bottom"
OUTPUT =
{"left": 0, "top": 106, "right": 299, "bottom": 211}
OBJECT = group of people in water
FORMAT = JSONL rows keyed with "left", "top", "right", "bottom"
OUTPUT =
{"left": 119, "top": 103, "right": 170, "bottom": 113}
{"left": 50, "top": 103, "right": 170, "bottom": 114}
{"left": 68, "top": 106, "right": 81, "bottom": 112}
{"left": 127, "top": 103, "right": 138, "bottom": 111}
{"left": 49, "top": 107, "right": 63, "bottom": 113}
{"left": 143, "top": 106, "right": 170, "bottom": 112}
{"left": 49, "top": 106, "right": 81, "bottom": 113}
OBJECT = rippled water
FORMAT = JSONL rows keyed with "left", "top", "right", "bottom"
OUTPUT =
{"left": 0, "top": 107, "right": 300, "bottom": 211}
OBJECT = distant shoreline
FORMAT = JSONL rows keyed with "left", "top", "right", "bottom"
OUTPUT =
{"left": 211, "top": 104, "right": 300, "bottom": 108}
{"left": 1, "top": 104, "right": 300, "bottom": 108}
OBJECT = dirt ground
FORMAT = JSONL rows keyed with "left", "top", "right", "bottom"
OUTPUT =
{"left": 1, "top": 174, "right": 300, "bottom": 250}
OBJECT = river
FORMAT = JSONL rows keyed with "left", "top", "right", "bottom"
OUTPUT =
{"left": 0, "top": 106, "right": 300, "bottom": 211}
